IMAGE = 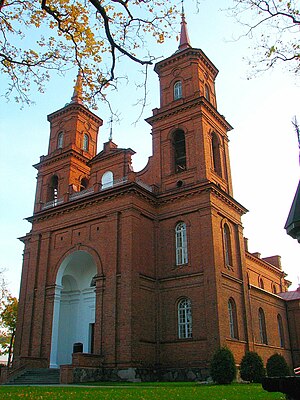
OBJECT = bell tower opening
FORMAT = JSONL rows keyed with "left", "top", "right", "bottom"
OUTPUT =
{"left": 47, "top": 175, "right": 59, "bottom": 202}
{"left": 173, "top": 129, "right": 186, "bottom": 173}
{"left": 211, "top": 132, "right": 222, "bottom": 177}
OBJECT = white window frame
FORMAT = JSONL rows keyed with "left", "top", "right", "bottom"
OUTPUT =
{"left": 57, "top": 132, "right": 63, "bottom": 149}
{"left": 174, "top": 81, "right": 182, "bottom": 100}
{"left": 101, "top": 171, "right": 114, "bottom": 189}
{"left": 83, "top": 133, "right": 89, "bottom": 151}
{"left": 178, "top": 298, "right": 192, "bottom": 339}
{"left": 175, "top": 222, "right": 188, "bottom": 266}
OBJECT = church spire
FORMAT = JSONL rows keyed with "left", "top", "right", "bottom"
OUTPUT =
{"left": 71, "top": 70, "right": 83, "bottom": 104}
{"left": 178, "top": 1, "right": 191, "bottom": 51}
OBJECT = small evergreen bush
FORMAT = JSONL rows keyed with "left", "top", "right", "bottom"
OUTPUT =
{"left": 210, "top": 347, "right": 236, "bottom": 384}
{"left": 266, "top": 353, "right": 290, "bottom": 377}
{"left": 240, "top": 351, "right": 265, "bottom": 383}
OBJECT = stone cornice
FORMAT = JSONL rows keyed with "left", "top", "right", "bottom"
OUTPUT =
{"left": 27, "top": 182, "right": 157, "bottom": 223}
{"left": 27, "top": 179, "right": 247, "bottom": 225}
{"left": 246, "top": 251, "right": 287, "bottom": 276}
{"left": 146, "top": 96, "right": 232, "bottom": 132}
{"left": 221, "top": 272, "right": 243, "bottom": 285}
{"left": 47, "top": 102, "right": 102, "bottom": 125}
{"left": 154, "top": 47, "right": 218, "bottom": 79}
{"left": 158, "top": 271, "right": 204, "bottom": 283}
{"left": 157, "top": 182, "right": 247, "bottom": 216}
{"left": 33, "top": 149, "right": 90, "bottom": 170}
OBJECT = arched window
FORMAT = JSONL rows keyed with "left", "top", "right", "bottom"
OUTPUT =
{"left": 258, "top": 308, "right": 268, "bottom": 344}
{"left": 228, "top": 298, "right": 238, "bottom": 339}
{"left": 57, "top": 132, "right": 63, "bottom": 149}
{"left": 174, "top": 81, "right": 182, "bottom": 100}
{"left": 178, "top": 298, "right": 192, "bottom": 339}
{"left": 259, "top": 278, "right": 264, "bottom": 289}
{"left": 272, "top": 284, "right": 277, "bottom": 294}
{"left": 101, "top": 171, "right": 114, "bottom": 189}
{"left": 83, "top": 133, "right": 89, "bottom": 151}
{"left": 277, "top": 314, "right": 285, "bottom": 348}
{"left": 173, "top": 129, "right": 186, "bottom": 173}
{"left": 223, "top": 223, "right": 232, "bottom": 266}
{"left": 80, "top": 177, "right": 89, "bottom": 191}
{"left": 205, "top": 84, "right": 210, "bottom": 102}
{"left": 47, "top": 175, "right": 58, "bottom": 202}
{"left": 211, "top": 132, "right": 222, "bottom": 176}
{"left": 175, "top": 222, "right": 188, "bottom": 266}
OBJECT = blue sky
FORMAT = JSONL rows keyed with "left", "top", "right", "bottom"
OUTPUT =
{"left": 0, "top": 0, "right": 299, "bottom": 296}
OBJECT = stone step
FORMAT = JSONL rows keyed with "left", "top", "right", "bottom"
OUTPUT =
{"left": 6, "top": 368, "right": 60, "bottom": 385}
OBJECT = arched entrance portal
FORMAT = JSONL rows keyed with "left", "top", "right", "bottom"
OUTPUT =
{"left": 50, "top": 251, "right": 97, "bottom": 367}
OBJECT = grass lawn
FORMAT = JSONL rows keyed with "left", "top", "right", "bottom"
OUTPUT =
{"left": 0, "top": 382, "right": 285, "bottom": 399}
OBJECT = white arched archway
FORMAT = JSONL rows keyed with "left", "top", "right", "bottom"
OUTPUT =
{"left": 50, "top": 251, "right": 97, "bottom": 367}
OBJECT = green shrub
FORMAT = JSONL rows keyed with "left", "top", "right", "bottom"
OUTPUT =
{"left": 240, "top": 351, "right": 265, "bottom": 383}
{"left": 266, "top": 353, "right": 290, "bottom": 377}
{"left": 210, "top": 347, "right": 236, "bottom": 384}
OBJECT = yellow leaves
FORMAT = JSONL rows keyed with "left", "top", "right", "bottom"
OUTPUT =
{"left": 1, "top": 0, "right": 180, "bottom": 107}
{"left": 157, "top": 33, "right": 164, "bottom": 43}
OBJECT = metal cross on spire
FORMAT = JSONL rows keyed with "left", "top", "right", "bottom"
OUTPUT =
{"left": 71, "top": 69, "right": 83, "bottom": 104}
{"left": 178, "top": 0, "right": 191, "bottom": 51}
{"left": 292, "top": 116, "right": 300, "bottom": 165}
{"left": 108, "top": 115, "right": 113, "bottom": 141}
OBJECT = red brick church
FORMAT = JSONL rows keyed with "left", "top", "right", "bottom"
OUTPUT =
{"left": 12, "top": 13, "right": 300, "bottom": 383}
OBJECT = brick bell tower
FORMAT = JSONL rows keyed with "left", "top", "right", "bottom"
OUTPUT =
{"left": 139, "top": 9, "right": 251, "bottom": 369}
{"left": 144, "top": 11, "right": 233, "bottom": 196}
{"left": 33, "top": 72, "right": 103, "bottom": 213}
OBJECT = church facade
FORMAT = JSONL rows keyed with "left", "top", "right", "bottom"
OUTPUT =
{"left": 13, "top": 16, "right": 300, "bottom": 382}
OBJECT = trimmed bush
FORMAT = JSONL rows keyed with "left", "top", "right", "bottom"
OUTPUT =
{"left": 210, "top": 347, "right": 236, "bottom": 384}
{"left": 240, "top": 351, "right": 265, "bottom": 383}
{"left": 266, "top": 353, "right": 290, "bottom": 377}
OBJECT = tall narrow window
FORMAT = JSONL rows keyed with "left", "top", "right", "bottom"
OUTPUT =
{"left": 258, "top": 308, "right": 268, "bottom": 344}
{"left": 277, "top": 314, "right": 285, "bottom": 348}
{"left": 178, "top": 298, "right": 192, "bottom": 339}
{"left": 259, "top": 278, "right": 264, "bottom": 289}
{"left": 228, "top": 298, "right": 238, "bottom": 339}
{"left": 174, "top": 81, "right": 182, "bottom": 100}
{"left": 173, "top": 130, "right": 186, "bottom": 173}
{"left": 47, "top": 175, "right": 59, "bottom": 202}
{"left": 57, "top": 132, "right": 63, "bottom": 149}
{"left": 205, "top": 84, "right": 210, "bottom": 102}
{"left": 175, "top": 222, "right": 188, "bottom": 266}
{"left": 83, "top": 133, "right": 89, "bottom": 151}
{"left": 223, "top": 223, "right": 232, "bottom": 266}
{"left": 211, "top": 133, "right": 222, "bottom": 176}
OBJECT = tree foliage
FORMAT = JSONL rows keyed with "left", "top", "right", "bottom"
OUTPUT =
{"left": 240, "top": 351, "right": 265, "bottom": 382}
{"left": 0, "top": 270, "right": 18, "bottom": 367}
{"left": 229, "top": 0, "right": 300, "bottom": 76}
{"left": 0, "top": 0, "right": 181, "bottom": 107}
{"left": 210, "top": 347, "right": 237, "bottom": 384}
{"left": 266, "top": 353, "right": 290, "bottom": 377}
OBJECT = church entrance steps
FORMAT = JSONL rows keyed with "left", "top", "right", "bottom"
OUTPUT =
{"left": 5, "top": 368, "right": 60, "bottom": 385}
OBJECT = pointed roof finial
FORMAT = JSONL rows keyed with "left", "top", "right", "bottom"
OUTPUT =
{"left": 109, "top": 115, "right": 113, "bottom": 141}
{"left": 178, "top": 0, "right": 191, "bottom": 51}
{"left": 71, "top": 70, "right": 83, "bottom": 104}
